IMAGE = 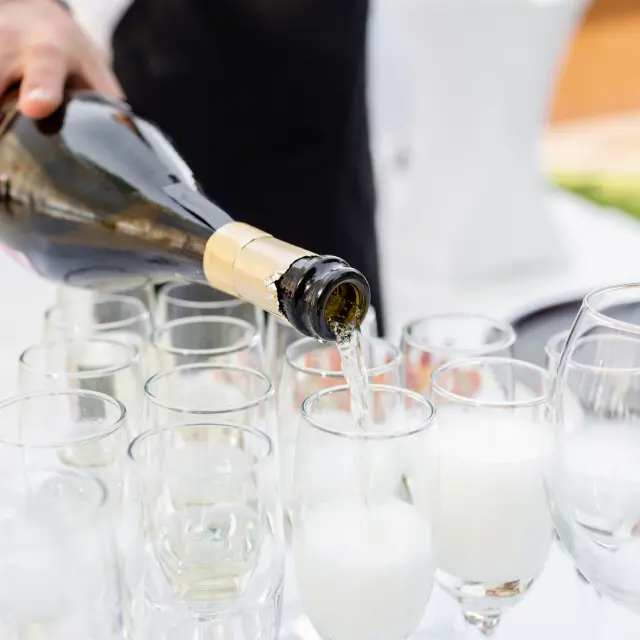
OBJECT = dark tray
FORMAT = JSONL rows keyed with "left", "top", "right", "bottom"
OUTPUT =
{"left": 510, "top": 298, "right": 583, "bottom": 368}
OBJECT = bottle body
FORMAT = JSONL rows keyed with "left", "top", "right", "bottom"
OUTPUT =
{"left": 0, "top": 91, "right": 369, "bottom": 340}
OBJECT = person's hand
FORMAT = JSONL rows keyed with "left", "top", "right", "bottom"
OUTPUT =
{"left": 0, "top": 0, "right": 123, "bottom": 119}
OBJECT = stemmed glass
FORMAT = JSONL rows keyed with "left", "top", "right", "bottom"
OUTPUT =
{"left": 402, "top": 314, "right": 515, "bottom": 395}
{"left": 144, "top": 363, "right": 275, "bottom": 438}
{"left": 293, "top": 385, "right": 437, "bottom": 640}
{"left": 0, "top": 468, "right": 123, "bottom": 638}
{"left": 155, "top": 280, "right": 263, "bottom": 332}
{"left": 125, "top": 421, "right": 284, "bottom": 639}
{"left": 152, "top": 316, "right": 265, "bottom": 372}
{"left": 548, "top": 283, "right": 640, "bottom": 614}
{"left": 430, "top": 357, "right": 553, "bottom": 636}
{"left": 278, "top": 337, "right": 401, "bottom": 517}
{"left": 18, "top": 338, "right": 144, "bottom": 436}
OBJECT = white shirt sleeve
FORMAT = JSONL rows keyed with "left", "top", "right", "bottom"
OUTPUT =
{"left": 67, "top": 0, "right": 133, "bottom": 59}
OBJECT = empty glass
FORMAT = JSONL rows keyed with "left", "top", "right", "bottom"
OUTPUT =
{"left": 0, "top": 468, "right": 123, "bottom": 638}
{"left": 152, "top": 316, "right": 265, "bottom": 372}
{"left": 44, "top": 295, "right": 153, "bottom": 365}
{"left": 155, "top": 281, "right": 263, "bottom": 331}
{"left": 144, "top": 363, "right": 275, "bottom": 437}
{"left": 278, "top": 337, "right": 401, "bottom": 515}
{"left": 402, "top": 314, "right": 516, "bottom": 395}
{"left": 56, "top": 269, "right": 155, "bottom": 312}
{"left": 18, "top": 338, "right": 144, "bottom": 436}
{"left": 125, "top": 422, "right": 284, "bottom": 639}
{"left": 293, "top": 385, "right": 437, "bottom": 640}
{"left": 431, "top": 357, "right": 553, "bottom": 636}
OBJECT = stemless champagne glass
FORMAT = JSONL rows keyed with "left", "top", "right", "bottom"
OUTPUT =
{"left": 56, "top": 269, "right": 155, "bottom": 312}
{"left": 152, "top": 316, "right": 265, "bottom": 372}
{"left": 0, "top": 468, "right": 123, "bottom": 639}
{"left": 402, "top": 314, "right": 516, "bottom": 395}
{"left": 431, "top": 357, "right": 553, "bottom": 636}
{"left": 548, "top": 283, "right": 640, "bottom": 615}
{"left": 125, "top": 422, "right": 284, "bottom": 640}
{"left": 44, "top": 294, "right": 153, "bottom": 363}
{"left": 278, "top": 337, "right": 401, "bottom": 516}
{"left": 155, "top": 280, "right": 263, "bottom": 331}
{"left": 18, "top": 338, "right": 144, "bottom": 435}
{"left": 293, "top": 385, "right": 437, "bottom": 640}
{"left": 144, "top": 363, "right": 275, "bottom": 437}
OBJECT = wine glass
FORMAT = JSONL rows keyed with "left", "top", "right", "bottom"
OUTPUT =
{"left": 548, "top": 283, "right": 640, "bottom": 614}
{"left": 18, "top": 338, "right": 144, "bottom": 436}
{"left": 56, "top": 268, "right": 155, "bottom": 312}
{"left": 144, "top": 363, "right": 275, "bottom": 438}
{"left": 155, "top": 280, "right": 263, "bottom": 332}
{"left": 293, "top": 384, "right": 437, "bottom": 640}
{"left": 264, "top": 307, "right": 378, "bottom": 383}
{"left": 125, "top": 421, "right": 284, "bottom": 639}
{"left": 44, "top": 294, "right": 153, "bottom": 371}
{"left": 278, "top": 336, "right": 401, "bottom": 518}
{"left": 152, "top": 316, "right": 265, "bottom": 372}
{"left": 0, "top": 468, "right": 123, "bottom": 638}
{"left": 430, "top": 357, "right": 553, "bottom": 636}
{"left": 402, "top": 314, "right": 515, "bottom": 395}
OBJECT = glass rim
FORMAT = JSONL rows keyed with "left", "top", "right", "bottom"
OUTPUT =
{"left": 583, "top": 282, "right": 640, "bottom": 335}
{"left": 19, "top": 338, "right": 139, "bottom": 379}
{"left": 301, "top": 383, "right": 436, "bottom": 440}
{"left": 431, "top": 356, "right": 551, "bottom": 408}
{"left": 158, "top": 280, "right": 249, "bottom": 311}
{"left": 0, "top": 390, "right": 127, "bottom": 448}
{"left": 402, "top": 313, "right": 516, "bottom": 356}
{"left": 144, "top": 363, "right": 274, "bottom": 414}
{"left": 556, "top": 332, "right": 640, "bottom": 374}
{"left": 62, "top": 268, "right": 153, "bottom": 292}
{"left": 152, "top": 316, "right": 258, "bottom": 356}
{"left": 284, "top": 336, "right": 402, "bottom": 378}
{"left": 128, "top": 421, "right": 273, "bottom": 472}
{"left": 45, "top": 294, "right": 151, "bottom": 331}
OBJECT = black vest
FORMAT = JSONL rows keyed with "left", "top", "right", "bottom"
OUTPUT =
{"left": 112, "top": 0, "right": 383, "bottom": 332}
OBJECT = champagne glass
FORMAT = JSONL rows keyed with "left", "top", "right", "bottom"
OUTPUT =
{"left": 152, "top": 316, "right": 265, "bottom": 372}
{"left": 293, "top": 384, "right": 437, "bottom": 640}
{"left": 18, "top": 338, "right": 144, "bottom": 436}
{"left": 548, "top": 283, "right": 640, "bottom": 615}
{"left": 402, "top": 314, "right": 515, "bottom": 395}
{"left": 430, "top": 357, "right": 553, "bottom": 636}
{"left": 278, "top": 336, "right": 401, "bottom": 517}
{"left": 144, "top": 363, "right": 275, "bottom": 437}
{"left": 264, "top": 306, "right": 378, "bottom": 383}
{"left": 56, "top": 268, "right": 155, "bottom": 312}
{"left": 125, "top": 421, "right": 284, "bottom": 639}
{"left": 0, "top": 468, "right": 123, "bottom": 638}
{"left": 156, "top": 280, "right": 264, "bottom": 332}
{"left": 44, "top": 294, "right": 153, "bottom": 370}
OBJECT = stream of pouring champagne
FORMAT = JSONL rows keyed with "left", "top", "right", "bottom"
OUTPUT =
{"left": 0, "top": 90, "right": 370, "bottom": 341}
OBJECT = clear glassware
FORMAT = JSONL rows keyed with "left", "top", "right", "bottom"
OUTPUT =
{"left": 430, "top": 357, "right": 553, "bottom": 636}
{"left": 278, "top": 337, "right": 401, "bottom": 516}
{"left": 56, "top": 269, "right": 155, "bottom": 312}
{"left": 548, "top": 283, "right": 640, "bottom": 615}
{"left": 125, "top": 422, "right": 284, "bottom": 639}
{"left": 18, "top": 338, "right": 144, "bottom": 437}
{"left": 44, "top": 294, "right": 153, "bottom": 368}
{"left": 402, "top": 314, "right": 516, "bottom": 395}
{"left": 152, "top": 316, "right": 265, "bottom": 372}
{"left": 293, "top": 384, "right": 437, "bottom": 640}
{"left": 0, "top": 468, "right": 123, "bottom": 639}
{"left": 144, "top": 363, "right": 275, "bottom": 437}
{"left": 264, "top": 306, "right": 378, "bottom": 383}
{"left": 155, "top": 280, "right": 264, "bottom": 332}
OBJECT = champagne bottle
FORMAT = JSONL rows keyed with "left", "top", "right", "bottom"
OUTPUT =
{"left": 0, "top": 90, "right": 369, "bottom": 341}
